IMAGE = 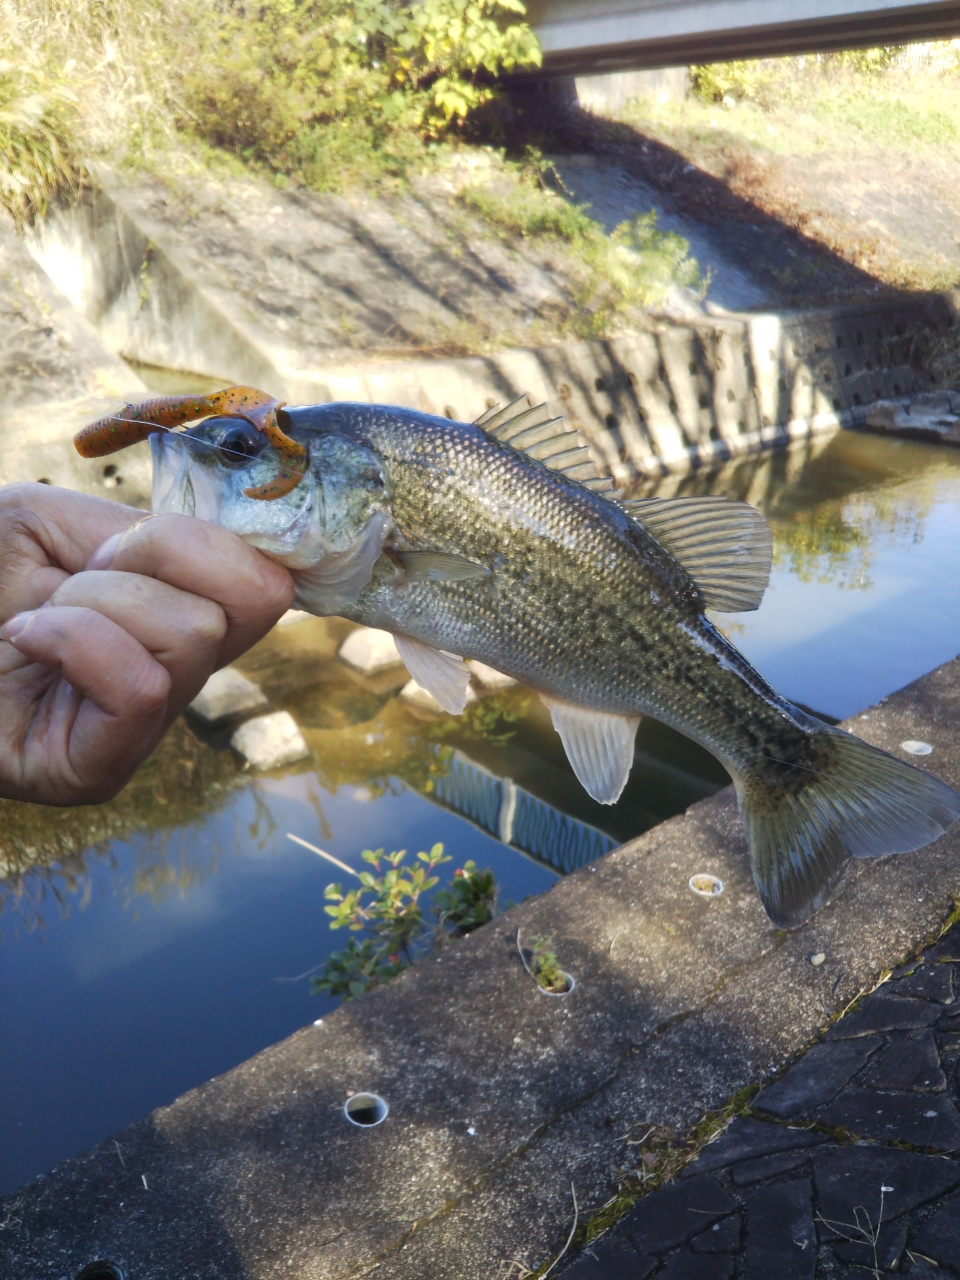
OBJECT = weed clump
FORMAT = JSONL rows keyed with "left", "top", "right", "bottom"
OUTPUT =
{"left": 462, "top": 154, "right": 701, "bottom": 326}
{"left": 528, "top": 934, "right": 569, "bottom": 993}
{"left": 312, "top": 843, "right": 498, "bottom": 999}
{"left": 0, "top": 12, "right": 83, "bottom": 229}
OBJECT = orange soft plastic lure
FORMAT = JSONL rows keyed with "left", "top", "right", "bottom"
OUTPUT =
{"left": 74, "top": 386, "right": 308, "bottom": 500}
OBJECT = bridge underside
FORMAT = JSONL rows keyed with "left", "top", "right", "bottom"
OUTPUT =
{"left": 527, "top": 0, "right": 960, "bottom": 77}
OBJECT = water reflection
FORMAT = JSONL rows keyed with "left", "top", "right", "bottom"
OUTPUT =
{"left": 5, "top": 424, "right": 960, "bottom": 1194}
{"left": 641, "top": 428, "right": 960, "bottom": 718}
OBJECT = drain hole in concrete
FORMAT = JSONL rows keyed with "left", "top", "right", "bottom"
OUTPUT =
{"left": 344, "top": 1092, "right": 389, "bottom": 1126}
{"left": 538, "top": 972, "right": 576, "bottom": 997}
{"left": 75, "top": 1263, "right": 124, "bottom": 1280}
{"left": 689, "top": 873, "right": 724, "bottom": 898}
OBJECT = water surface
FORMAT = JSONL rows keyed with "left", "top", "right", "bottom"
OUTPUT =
{"left": 3, "top": 425, "right": 960, "bottom": 1194}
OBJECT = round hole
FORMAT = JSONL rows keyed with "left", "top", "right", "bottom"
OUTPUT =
{"left": 689, "top": 873, "right": 724, "bottom": 898}
{"left": 605, "top": 413, "right": 618, "bottom": 429}
{"left": 103, "top": 464, "right": 118, "bottom": 478}
{"left": 538, "top": 971, "right": 576, "bottom": 997}
{"left": 594, "top": 377, "right": 606, "bottom": 392}
{"left": 76, "top": 1263, "right": 125, "bottom": 1280}
{"left": 901, "top": 740, "right": 933, "bottom": 756}
{"left": 344, "top": 1092, "right": 388, "bottom": 1127}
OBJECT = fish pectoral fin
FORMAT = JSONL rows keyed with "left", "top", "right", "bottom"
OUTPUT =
{"left": 541, "top": 696, "right": 640, "bottom": 805}
{"left": 620, "top": 495, "right": 772, "bottom": 613}
{"left": 392, "top": 550, "right": 491, "bottom": 584}
{"left": 395, "top": 635, "right": 472, "bottom": 715}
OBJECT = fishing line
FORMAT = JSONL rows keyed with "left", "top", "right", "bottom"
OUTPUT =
{"left": 94, "top": 415, "right": 256, "bottom": 458}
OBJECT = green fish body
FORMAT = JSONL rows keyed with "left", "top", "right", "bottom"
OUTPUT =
{"left": 149, "top": 401, "right": 960, "bottom": 926}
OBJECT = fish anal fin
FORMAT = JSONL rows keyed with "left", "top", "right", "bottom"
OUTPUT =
{"left": 621, "top": 495, "right": 772, "bottom": 613}
{"left": 395, "top": 634, "right": 471, "bottom": 715}
{"left": 392, "top": 550, "right": 491, "bottom": 585}
{"left": 541, "top": 695, "right": 640, "bottom": 804}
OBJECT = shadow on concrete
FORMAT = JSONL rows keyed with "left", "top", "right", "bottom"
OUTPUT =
{"left": 494, "top": 86, "right": 913, "bottom": 311}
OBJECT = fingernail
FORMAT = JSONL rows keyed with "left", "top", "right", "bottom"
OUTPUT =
{"left": 2, "top": 611, "right": 34, "bottom": 645}
{"left": 86, "top": 532, "right": 122, "bottom": 571}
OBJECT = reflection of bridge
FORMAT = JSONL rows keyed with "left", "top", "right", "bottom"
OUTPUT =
{"left": 526, "top": 0, "right": 960, "bottom": 77}
{"left": 423, "top": 750, "right": 616, "bottom": 875}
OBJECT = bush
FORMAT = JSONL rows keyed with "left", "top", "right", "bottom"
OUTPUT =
{"left": 180, "top": 0, "right": 542, "bottom": 184}
{"left": 0, "top": 18, "right": 83, "bottom": 228}
{"left": 311, "top": 844, "right": 499, "bottom": 999}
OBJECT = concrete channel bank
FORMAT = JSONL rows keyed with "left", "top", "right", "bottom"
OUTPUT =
{"left": 15, "top": 171, "right": 957, "bottom": 489}
{"left": 3, "top": 653, "right": 960, "bottom": 1278}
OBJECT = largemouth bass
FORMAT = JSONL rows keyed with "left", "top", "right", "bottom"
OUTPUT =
{"left": 76, "top": 391, "right": 960, "bottom": 926}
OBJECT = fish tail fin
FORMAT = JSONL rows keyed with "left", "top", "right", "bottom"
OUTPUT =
{"left": 735, "top": 725, "right": 960, "bottom": 928}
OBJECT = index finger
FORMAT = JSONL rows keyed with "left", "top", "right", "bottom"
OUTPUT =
{"left": 88, "top": 514, "right": 295, "bottom": 666}
{"left": 0, "top": 482, "right": 146, "bottom": 574}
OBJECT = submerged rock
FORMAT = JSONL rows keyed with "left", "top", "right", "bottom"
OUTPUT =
{"left": 230, "top": 712, "right": 310, "bottom": 770}
{"left": 865, "top": 391, "right": 960, "bottom": 445}
{"left": 468, "top": 660, "right": 518, "bottom": 691}
{"left": 189, "top": 668, "right": 268, "bottom": 725}
{"left": 339, "top": 628, "right": 403, "bottom": 675}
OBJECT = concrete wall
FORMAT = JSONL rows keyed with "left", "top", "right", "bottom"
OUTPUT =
{"left": 19, "top": 179, "right": 954, "bottom": 496}
{"left": 575, "top": 65, "right": 689, "bottom": 112}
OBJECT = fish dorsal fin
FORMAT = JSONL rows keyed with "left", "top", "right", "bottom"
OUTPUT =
{"left": 395, "top": 634, "right": 471, "bottom": 715}
{"left": 540, "top": 695, "right": 640, "bottom": 805}
{"left": 620, "top": 495, "right": 772, "bottom": 613}
{"left": 476, "top": 396, "right": 619, "bottom": 495}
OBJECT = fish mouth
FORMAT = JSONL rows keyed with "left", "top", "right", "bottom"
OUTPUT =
{"left": 150, "top": 432, "right": 316, "bottom": 557}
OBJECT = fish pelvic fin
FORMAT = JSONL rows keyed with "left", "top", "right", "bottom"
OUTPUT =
{"left": 541, "top": 695, "right": 640, "bottom": 804}
{"left": 395, "top": 635, "right": 471, "bottom": 715}
{"left": 737, "top": 726, "right": 960, "bottom": 928}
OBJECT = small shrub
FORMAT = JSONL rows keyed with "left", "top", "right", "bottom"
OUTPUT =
{"left": 311, "top": 844, "right": 499, "bottom": 999}
{"left": 434, "top": 859, "right": 497, "bottom": 936}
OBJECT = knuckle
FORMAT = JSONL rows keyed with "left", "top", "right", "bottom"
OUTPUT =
{"left": 187, "top": 602, "right": 228, "bottom": 649}
{"left": 131, "top": 663, "right": 171, "bottom": 719}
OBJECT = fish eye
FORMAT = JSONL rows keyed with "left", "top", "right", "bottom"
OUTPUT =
{"left": 214, "top": 422, "right": 263, "bottom": 468}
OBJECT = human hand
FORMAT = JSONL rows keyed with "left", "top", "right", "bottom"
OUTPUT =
{"left": 0, "top": 483, "right": 294, "bottom": 805}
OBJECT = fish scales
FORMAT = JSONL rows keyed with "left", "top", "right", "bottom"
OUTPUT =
{"left": 76, "top": 393, "right": 960, "bottom": 927}
{"left": 338, "top": 409, "right": 813, "bottom": 780}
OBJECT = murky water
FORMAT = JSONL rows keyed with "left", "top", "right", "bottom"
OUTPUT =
{"left": 3, "top": 424, "right": 960, "bottom": 1194}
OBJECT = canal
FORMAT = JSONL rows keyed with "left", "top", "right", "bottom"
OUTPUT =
{"left": 3, "top": 424, "right": 960, "bottom": 1195}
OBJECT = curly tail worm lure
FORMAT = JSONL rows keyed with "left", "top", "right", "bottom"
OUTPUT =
{"left": 74, "top": 386, "right": 309, "bottom": 500}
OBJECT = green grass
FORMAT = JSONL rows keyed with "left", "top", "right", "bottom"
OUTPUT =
{"left": 812, "top": 90, "right": 960, "bottom": 146}
{"left": 461, "top": 158, "right": 701, "bottom": 331}
{"left": 0, "top": 15, "right": 84, "bottom": 229}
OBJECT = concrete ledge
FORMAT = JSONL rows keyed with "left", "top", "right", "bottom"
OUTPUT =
{"left": 4, "top": 652, "right": 960, "bottom": 1277}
